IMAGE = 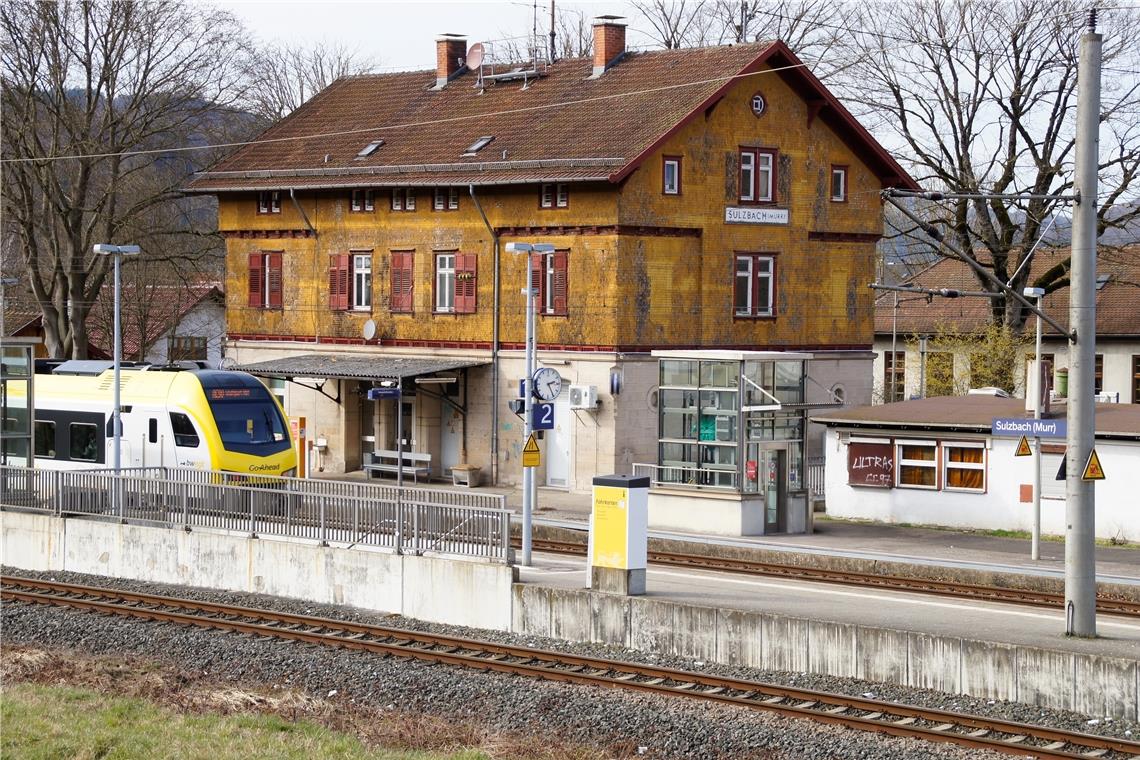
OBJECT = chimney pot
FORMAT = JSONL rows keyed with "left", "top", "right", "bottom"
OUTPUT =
{"left": 435, "top": 35, "right": 467, "bottom": 89}
{"left": 591, "top": 16, "right": 627, "bottom": 78}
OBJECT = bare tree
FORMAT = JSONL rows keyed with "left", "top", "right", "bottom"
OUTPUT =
{"left": 631, "top": 0, "right": 718, "bottom": 49}
{"left": 554, "top": 8, "right": 594, "bottom": 59}
{"left": 1, "top": 0, "right": 253, "bottom": 358}
{"left": 843, "top": 0, "right": 1140, "bottom": 331}
{"left": 241, "top": 41, "right": 377, "bottom": 123}
{"left": 707, "top": 0, "right": 858, "bottom": 79}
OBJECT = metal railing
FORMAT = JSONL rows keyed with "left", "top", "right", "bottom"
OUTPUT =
{"left": 0, "top": 465, "right": 511, "bottom": 563}
{"left": 807, "top": 456, "right": 826, "bottom": 499}
{"left": 632, "top": 462, "right": 740, "bottom": 490}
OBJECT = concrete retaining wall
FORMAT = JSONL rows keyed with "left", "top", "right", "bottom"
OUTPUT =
{"left": 2, "top": 511, "right": 514, "bottom": 631}
{"left": 512, "top": 584, "right": 1139, "bottom": 720}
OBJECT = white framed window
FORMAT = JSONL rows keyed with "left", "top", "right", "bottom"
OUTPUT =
{"left": 435, "top": 253, "right": 456, "bottom": 312}
{"left": 739, "top": 149, "right": 775, "bottom": 202}
{"left": 943, "top": 442, "right": 985, "bottom": 492}
{"left": 830, "top": 166, "right": 847, "bottom": 202}
{"left": 434, "top": 187, "right": 459, "bottom": 211}
{"left": 663, "top": 156, "right": 681, "bottom": 195}
{"left": 896, "top": 440, "right": 938, "bottom": 489}
{"left": 352, "top": 253, "right": 372, "bottom": 310}
{"left": 391, "top": 188, "right": 415, "bottom": 211}
{"left": 734, "top": 253, "right": 774, "bottom": 317}
{"left": 351, "top": 189, "right": 374, "bottom": 212}
{"left": 540, "top": 183, "right": 569, "bottom": 209}
{"left": 750, "top": 92, "right": 766, "bottom": 117}
{"left": 257, "top": 191, "right": 281, "bottom": 214}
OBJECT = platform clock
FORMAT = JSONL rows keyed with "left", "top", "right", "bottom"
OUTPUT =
{"left": 532, "top": 367, "right": 563, "bottom": 401}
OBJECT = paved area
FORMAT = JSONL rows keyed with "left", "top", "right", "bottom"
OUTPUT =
{"left": 320, "top": 471, "right": 1140, "bottom": 582}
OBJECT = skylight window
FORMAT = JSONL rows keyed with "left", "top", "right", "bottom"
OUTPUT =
{"left": 1096, "top": 273, "right": 1111, "bottom": 290}
{"left": 355, "top": 139, "right": 385, "bottom": 159}
{"left": 463, "top": 135, "right": 494, "bottom": 156}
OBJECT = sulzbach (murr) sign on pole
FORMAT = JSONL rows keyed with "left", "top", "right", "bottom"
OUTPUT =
{"left": 991, "top": 417, "right": 1067, "bottom": 439}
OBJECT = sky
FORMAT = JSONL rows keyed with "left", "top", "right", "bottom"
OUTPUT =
{"left": 216, "top": 0, "right": 648, "bottom": 71}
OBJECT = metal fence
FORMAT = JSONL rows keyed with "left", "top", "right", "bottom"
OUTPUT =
{"left": 807, "top": 456, "right": 826, "bottom": 500}
{"left": 0, "top": 465, "right": 512, "bottom": 563}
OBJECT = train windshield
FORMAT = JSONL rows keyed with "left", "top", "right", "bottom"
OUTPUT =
{"left": 203, "top": 383, "right": 290, "bottom": 455}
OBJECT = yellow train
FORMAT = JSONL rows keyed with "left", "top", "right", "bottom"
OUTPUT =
{"left": 17, "top": 362, "right": 296, "bottom": 476}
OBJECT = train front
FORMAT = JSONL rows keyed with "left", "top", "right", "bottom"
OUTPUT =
{"left": 191, "top": 371, "right": 297, "bottom": 477}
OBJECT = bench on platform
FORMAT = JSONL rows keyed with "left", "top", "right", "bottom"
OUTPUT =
{"left": 362, "top": 450, "right": 432, "bottom": 483}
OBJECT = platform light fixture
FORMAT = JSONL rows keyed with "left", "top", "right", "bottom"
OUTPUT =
{"left": 94, "top": 243, "right": 140, "bottom": 515}
{"left": 504, "top": 241, "right": 555, "bottom": 567}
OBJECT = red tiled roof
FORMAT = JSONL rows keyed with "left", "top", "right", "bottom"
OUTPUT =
{"left": 86, "top": 283, "right": 223, "bottom": 359}
{"left": 874, "top": 244, "right": 1140, "bottom": 337}
{"left": 187, "top": 41, "right": 915, "bottom": 192}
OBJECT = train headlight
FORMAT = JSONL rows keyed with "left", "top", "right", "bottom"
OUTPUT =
{"left": 281, "top": 468, "right": 296, "bottom": 478}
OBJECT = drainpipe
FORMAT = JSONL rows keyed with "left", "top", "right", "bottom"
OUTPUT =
{"left": 288, "top": 188, "right": 317, "bottom": 237}
{"left": 469, "top": 184, "right": 500, "bottom": 485}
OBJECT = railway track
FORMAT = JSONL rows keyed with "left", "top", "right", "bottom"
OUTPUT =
{"left": 526, "top": 537, "right": 1140, "bottom": 618}
{"left": 4, "top": 575, "right": 1138, "bottom": 759}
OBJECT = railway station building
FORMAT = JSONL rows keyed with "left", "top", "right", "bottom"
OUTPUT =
{"left": 186, "top": 19, "right": 916, "bottom": 533}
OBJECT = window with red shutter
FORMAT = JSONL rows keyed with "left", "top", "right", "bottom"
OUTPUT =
{"left": 529, "top": 251, "right": 544, "bottom": 309}
{"left": 390, "top": 251, "right": 414, "bottom": 313}
{"left": 455, "top": 253, "right": 477, "bottom": 313}
{"left": 328, "top": 254, "right": 351, "bottom": 310}
{"left": 551, "top": 250, "right": 568, "bottom": 315}
{"left": 266, "top": 252, "right": 284, "bottom": 308}
{"left": 248, "top": 253, "right": 264, "bottom": 307}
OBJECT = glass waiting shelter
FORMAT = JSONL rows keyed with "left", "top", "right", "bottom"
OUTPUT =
{"left": 1, "top": 339, "right": 36, "bottom": 466}
{"left": 649, "top": 350, "right": 811, "bottom": 534}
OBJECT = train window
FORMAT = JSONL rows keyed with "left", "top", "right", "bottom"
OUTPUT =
{"left": 148, "top": 418, "right": 158, "bottom": 443}
{"left": 34, "top": 420, "right": 56, "bottom": 458}
{"left": 170, "top": 413, "right": 200, "bottom": 448}
{"left": 69, "top": 422, "right": 99, "bottom": 461}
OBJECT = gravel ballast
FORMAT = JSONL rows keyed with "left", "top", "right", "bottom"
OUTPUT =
{"left": 4, "top": 567, "right": 1135, "bottom": 759}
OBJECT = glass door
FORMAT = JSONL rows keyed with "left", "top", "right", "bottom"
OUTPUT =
{"left": 761, "top": 447, "right": 787, "bottom": 533}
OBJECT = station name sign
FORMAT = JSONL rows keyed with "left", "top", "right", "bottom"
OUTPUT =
{"left": 725, "top": 206, "right": 789, "bottom": 225}
{"left": 991, "top": 417, "right": 1067, "bottom": 438}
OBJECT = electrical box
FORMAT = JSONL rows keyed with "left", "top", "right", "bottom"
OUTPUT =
{"left": 569, "top": 384, "right": 598, "bottom": 409}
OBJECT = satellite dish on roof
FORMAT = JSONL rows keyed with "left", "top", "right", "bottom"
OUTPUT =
{"left": 466, "top": 43, "right": 485, "bottom": 69}
{"left": 362, "top": 319, "right": 377, "bottom": 341}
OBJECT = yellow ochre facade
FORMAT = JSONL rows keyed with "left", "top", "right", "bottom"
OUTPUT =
{"left": 194, "top": 31, "right": 914, "bottom": 503}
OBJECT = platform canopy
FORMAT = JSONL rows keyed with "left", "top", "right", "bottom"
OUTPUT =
{"left": 232, "top": 353, "right": 489, "bottom": 382}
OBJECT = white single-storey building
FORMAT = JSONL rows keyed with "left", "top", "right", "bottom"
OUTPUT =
{"left": 814, "top": 395, "right": 1138, "bottom": 542}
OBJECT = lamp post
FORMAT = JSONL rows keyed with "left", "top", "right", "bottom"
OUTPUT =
{"left": 1024, "top": 286, "right": 1046, "bottom": 561}
{"left": 504, "top": 241, "right": 554, "bottom": 566}
{"left": 94, "top": 243, "right": 140, "bottom": 514}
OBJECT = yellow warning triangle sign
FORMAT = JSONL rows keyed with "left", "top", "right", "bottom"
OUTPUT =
{"left": 1082, "top": 448, "right": 1106, "bottom": 481}
{"left": 523, "top": 434, "right": 540, "bottom": 454}
{"left": 1014, "top": 435, "right": 1032, "bottom": 457}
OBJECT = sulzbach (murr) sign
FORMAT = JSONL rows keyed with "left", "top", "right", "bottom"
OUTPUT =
{"left": 991, "top": 417, "right": 1067, "bottom": 438}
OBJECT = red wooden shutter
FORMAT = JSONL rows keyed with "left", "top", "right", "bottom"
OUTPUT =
{"left": 338, "top": 254, "right": 350, "bottom": 310}
{"left": 248, "top": 253, "right": 264, "bottom": 307}
{"left": 552, "top": 251, "right": 568, "bottom": 315}
{"left": 390, "top": 252, "right": 413, "bottom": 313}
{"left": 455, "top": 253, "right": 477, "bottom": 314}
{"left": 529, "top": 252, "right": 544, "bottom": 310}
{"left": 328, "top": 255, "right": 340, "bottom": 309}
{"left": 267, "top": 252, "right": 283, "bottom": 308}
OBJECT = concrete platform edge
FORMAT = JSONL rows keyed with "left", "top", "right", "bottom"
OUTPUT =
{"left": 532, "top": 523, "right": 1140, "bottom": 602}
{"left": 511, "top": 583, "right": 1139, "bottom": 720}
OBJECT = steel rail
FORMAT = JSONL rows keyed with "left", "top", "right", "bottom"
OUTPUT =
{"left": 526, "top": 538, "right": 1140, "bottom": 618}
{"left": 4, "top": 576, "right": 1137, "bottom": 759}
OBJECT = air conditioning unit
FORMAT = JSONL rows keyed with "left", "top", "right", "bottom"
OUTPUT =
{"left": 568, "top": 384, "right": 598, "bottom": 409}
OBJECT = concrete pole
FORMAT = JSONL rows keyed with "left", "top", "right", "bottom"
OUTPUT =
{"left": 1032, "top": 292, "right": 1043, "bottom": 561}
{"left": 1065, "top": 13, "right": 1101, "bottom": 638}
{"left": 521, "top": 254, "right": 536, "bottom": 566}
{"left": 112, "top": 252, "right": 123, "bottom": 516}
{"left": 396, "top": 382, "right": 403, "bottom": 489}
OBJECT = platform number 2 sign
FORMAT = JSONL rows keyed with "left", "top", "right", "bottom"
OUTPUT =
{"left": 531, "top": 402, "right": 555, "bottom": 431}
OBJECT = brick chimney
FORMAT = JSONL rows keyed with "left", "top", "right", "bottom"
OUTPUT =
{"left": 591, "top": 16, "right": 627, "bottom": 78}
{"left": 435, "top": 34, "right": 467, "bottom": 90}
